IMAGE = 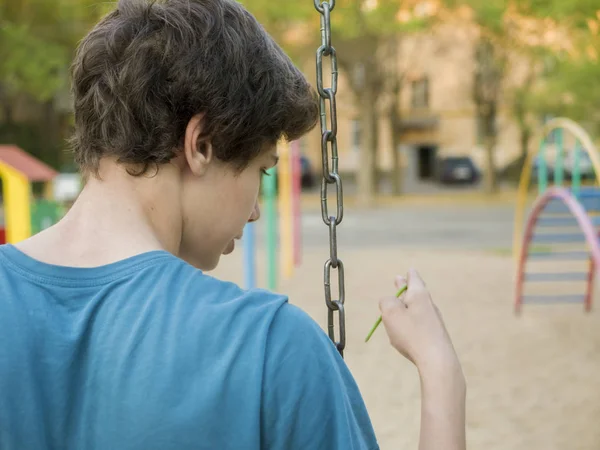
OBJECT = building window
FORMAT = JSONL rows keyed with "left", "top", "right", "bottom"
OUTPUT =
{"left": 411, "top": 77, "right": 429, "bottom": 109}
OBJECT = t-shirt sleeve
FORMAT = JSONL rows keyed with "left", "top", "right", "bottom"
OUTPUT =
{"left": 260, "top": 303, "right": 379, "bottom": 450}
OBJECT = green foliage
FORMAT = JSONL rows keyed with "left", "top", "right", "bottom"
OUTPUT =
{"left": 0, "top": 0, "right": 107, "bottom": 101}
{"left": 0, "top": 122, "right": 62, "bottom": 169}
{"left": 519, "top": 0, "right": 599, "bottom": 28}
{"left": 534, "top": 56, "right": 600, "bottom": 132}
{"left": 239, "top": 0, "right": 313, "bottom": 24}
{"left": 0, "top": 0, "right": 106, "bottom": 168}
{"left": 0, "top": 22, "right": 68, "bottom": 102}
{"left": 526, "top": 3, "right": 600, "bottom": 132}
{"left": 470, "top": 0, "right": 506, "bottom": 35}
{"left": 240, "top": 0, "right": 434, "bottom": 49}
{"left": 331, "top": 0, "right": 428, "bottom": 39}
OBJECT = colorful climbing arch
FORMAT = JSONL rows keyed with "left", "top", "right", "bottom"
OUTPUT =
{"left": 513, "top": 118, "right": 600, "bottom": 260}
{"left": 513, "top": 118, "right": 600, "bottom": 314}
{"left": 514, "top": 187, "right": 600, "bottom": 313}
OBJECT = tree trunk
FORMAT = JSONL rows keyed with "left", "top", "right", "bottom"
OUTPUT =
{"left": 1, "top": 89, "right": 14, "bottom": 126}
{"left": 473, "top": 37, "right": 503, "bottom": 196}
{"left": 519, "top": 127, "right": 531, "bottom": 164}
{"left": 370, "top": 111, "right": 379, "bottom": 194}
{"left": 3, "top": 104, "right": 13, "bottom": 126}
{"left": 357, "top": 87, "right": 377, "bottom": 206}
{"left": 514, "top": 67, "right": 535, "bottom": 167}
{"left": 335, "top": 36, "right": 384, "bottom": 205}
{"left": 390, "top": 81, "right": 403, "bottom": 195}
{"left": 484, "top": 135, "right": 498, "bottom": 194}
{"left": 391, "top": 131, "right": 402, "bottom": 195}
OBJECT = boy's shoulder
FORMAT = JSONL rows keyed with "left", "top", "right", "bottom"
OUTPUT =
{"left": 165, "top": 257, "right": 288, "bottom": 310}
{"left": 162, "top": 258, "right": 327, "bottom": 346}
{"left": 155, "top": 254, "right": 296, "bottom": 325}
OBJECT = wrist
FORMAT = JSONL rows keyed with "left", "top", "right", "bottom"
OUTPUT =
{"left": 418, "top": 355, "right": 465, "bottom": 391}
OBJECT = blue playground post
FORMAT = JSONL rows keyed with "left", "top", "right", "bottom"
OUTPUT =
{"left": 243, "top": 222, "right": 256, "bottom": 289}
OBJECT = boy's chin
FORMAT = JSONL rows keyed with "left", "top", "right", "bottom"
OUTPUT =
{"left": 222, "top": 239, "right": 235, "bottom": 255}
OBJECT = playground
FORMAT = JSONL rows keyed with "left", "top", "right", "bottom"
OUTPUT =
{"left": 208, "top": 117, "right": 600, "bottom": 449}
{"left": 3, "top": 117, "right": 600, "bottom": 448}
{"left": 2, "top": 1, "right": 600, "bottom": 449}
{"left": 2, "top": 107, "right": 600, "bottom": 447}
{"left": 212, "top": 228, "right": 600, "bottom": 449}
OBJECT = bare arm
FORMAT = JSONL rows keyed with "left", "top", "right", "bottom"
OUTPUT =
{"left": 419, "top": 362, "right": 466, "bottom": 450}
{"left": 379, "top": 269, "right": 467, "bottom": 450}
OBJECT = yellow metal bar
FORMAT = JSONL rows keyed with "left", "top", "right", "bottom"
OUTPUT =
{"left": 0, "top": 160, "right": 32, "bottom": 243}
{"left": 513, "top": 145, "right": 536, "bottom": 263}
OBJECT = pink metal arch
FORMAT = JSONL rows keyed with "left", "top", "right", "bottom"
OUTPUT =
{"left": 515, "top": 187, "right": 600, "bottom": 314}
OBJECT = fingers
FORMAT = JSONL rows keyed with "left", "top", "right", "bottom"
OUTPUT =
{"left": 394, "top": 275, "right": 407, "bottom": 290}
{"left": 382, "top": 270, "right": 426, "bottom": 313}
{"left": 407, "top": 268, "right": 426, "bottom": 292}
{"left": 379, "top": 295, "right": 406, "bottom": 314}
{"left": 407, "top": 269, "right": 427, "bottom": 297}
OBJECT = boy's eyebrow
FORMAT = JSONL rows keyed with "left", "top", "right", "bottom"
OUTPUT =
{"left": 271, "top": 155, "right": 280, "bottom": 165}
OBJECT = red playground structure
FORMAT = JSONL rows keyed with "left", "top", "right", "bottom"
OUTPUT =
{"left": 515, "top": 187, "right": 600, "bottom": 314}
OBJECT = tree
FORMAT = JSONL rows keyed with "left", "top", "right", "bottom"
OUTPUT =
{"left": 473, "top": 35, "right": 504, "bottom": 193}
{"left": 447, "top": 0, "right": 579, "bottom": 193}
{"left": 525, "top": 7, "right": 600, "bottom": 134}
{"left": 0, "top": 0, "right": 106, "bottom": 167}
{"left": 510, "top": 60, "right": 537, "bottom": 164}
{"left": 386, "top": 37, "right": 403, "bottom": 195}
{"left": 241, "top": 0, "right": 437, "bottom": 205}
{"left": 328, "top": 3, "right": 437, "bottom": 204}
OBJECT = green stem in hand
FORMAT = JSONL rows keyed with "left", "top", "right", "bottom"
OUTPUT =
{"left": 365, "top": 285, "right": 408, "bottom": 343}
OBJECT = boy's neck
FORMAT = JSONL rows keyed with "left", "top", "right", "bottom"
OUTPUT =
{"left": 14, "top": 164, "right": 184, "bottom": 268}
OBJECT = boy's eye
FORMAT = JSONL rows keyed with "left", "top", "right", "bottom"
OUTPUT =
{"left": 261, "top": 168, "right": 271, "bottom": 176}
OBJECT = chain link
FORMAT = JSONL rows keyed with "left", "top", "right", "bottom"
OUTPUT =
{"left": 314, "top": 0, "right": 345, "bottom": 357}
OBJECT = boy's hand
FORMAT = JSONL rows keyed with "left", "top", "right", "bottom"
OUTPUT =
{"left": 378, "top": 269, "right": 461, "bottom": 376}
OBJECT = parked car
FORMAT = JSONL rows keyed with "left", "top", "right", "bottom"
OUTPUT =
{"left": 437, "top": 156, "right": 480, "bottom": 185}
{"left": 564, "top": 151, "right": 595, "bottom": 180}
{"left": 531, "top": 151, "right": 595, "bottom": 182}
{"left": 299, "top": 154, "right": 317, "bottom": 189}
{"left": 530, "top": 155, "right": 554, "bottom": 182}
{"left": 263, "top": 154, "right": 317, "bottom": 194}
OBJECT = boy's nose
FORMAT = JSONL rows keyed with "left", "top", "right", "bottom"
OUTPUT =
{"left": 248, "top": 201, "right": 260, "bottom": 223}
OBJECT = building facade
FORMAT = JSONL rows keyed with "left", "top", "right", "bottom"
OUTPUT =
{"left": 301, "top": 24, "right": 526, "bottom": 192}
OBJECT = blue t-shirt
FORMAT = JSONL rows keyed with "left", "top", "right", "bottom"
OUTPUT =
{"left": 0, "top": 245, "right": 379, "bottom": 450}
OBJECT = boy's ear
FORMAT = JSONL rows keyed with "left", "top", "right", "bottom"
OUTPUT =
{"left": 184, "top": 113, "right": 213, "bottom": 176}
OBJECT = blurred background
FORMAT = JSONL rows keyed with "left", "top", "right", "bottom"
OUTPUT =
{"left": 0, "top": 1, "right": 598, "bottom": 200}
{"left": 2, "top": 0, "right": 600, "bottom": 448}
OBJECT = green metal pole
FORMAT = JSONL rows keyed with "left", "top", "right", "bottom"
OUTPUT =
{"left": 554, "top": 128, "right": 564, "bottom": 186}
{"left": 538, "top": 140, "right": 548, "bottom": 195}
{"left": 263, "top": 167, "right": 278, "bottom": 290}
{"left": 572, "top": 140, "right": 582, "bottom": 198}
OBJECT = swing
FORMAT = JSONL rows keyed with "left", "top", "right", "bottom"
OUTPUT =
{"left": 314, "top": 0, "right": 346, "bottom": 357}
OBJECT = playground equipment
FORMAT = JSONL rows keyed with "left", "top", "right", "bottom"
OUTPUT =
{"left": 513, "top": 118, "right": 600, "bottom": 313}
{"left": 246, "top": 1, "right": 347, "bottom": 355}
{"left": 242, "top": 140, "right": 303, "bottom": 290}
{"left": 515, "top": 187, "right": 600, "bottom": 313}
{"left": 0, "top": 145, "right": 59, "bottom": 244}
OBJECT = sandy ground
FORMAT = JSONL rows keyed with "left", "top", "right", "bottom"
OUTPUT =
{"left": 211, "top": 246, "right": 600, "bottom": 450}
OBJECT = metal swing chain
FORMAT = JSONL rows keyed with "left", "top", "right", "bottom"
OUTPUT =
{"left": 314, "top": 0, "right": 346, "bottom": 357}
